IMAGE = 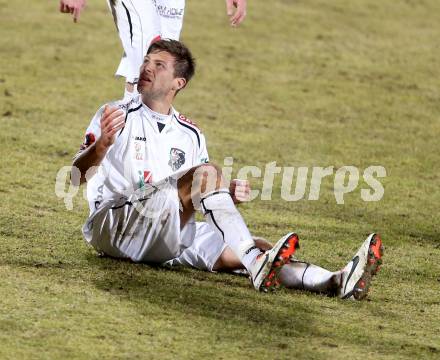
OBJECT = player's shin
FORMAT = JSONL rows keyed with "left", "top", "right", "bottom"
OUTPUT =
{"left": 200, "top": 190, "right": 261, "bottom": 271}
{"left": 279, "top": 261, "right": 340, "bottom": 295}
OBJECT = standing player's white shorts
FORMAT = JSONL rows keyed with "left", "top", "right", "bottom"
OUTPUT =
{"left": 83, "top": 179, "right": 226, "bottom": 271}
{"left": 107, "top": 0, "right": 185, "bottom": 83}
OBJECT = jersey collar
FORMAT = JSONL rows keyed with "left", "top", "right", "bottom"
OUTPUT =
{"left": 141, "top": 102, "right": 174, "bottom": 134}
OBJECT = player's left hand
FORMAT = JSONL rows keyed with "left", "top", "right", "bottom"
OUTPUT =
{"left": 225, "top": 0, "right": 247, "bottom": 27}
{"left": 59, "top": 0, "right": 86, "bottom": 23}
{"left": 230, "top": 178, "right": 250, "bottom": 204}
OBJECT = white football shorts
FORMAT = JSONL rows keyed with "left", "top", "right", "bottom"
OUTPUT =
{"left": 107, "top": 0, "right": 186, "bottom": 83}
{"left": 82, "top": 180, "right": 225, "bottom": 271}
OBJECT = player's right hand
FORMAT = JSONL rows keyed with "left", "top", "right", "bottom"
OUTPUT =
{"left": 59, "top": 0, "right": 86, "bottom": 23}
{"left": 225, "top": 0, "right": 247, "bottom": 27}
{"left": 96, "top": 105, "right": 125, "bottom": 151}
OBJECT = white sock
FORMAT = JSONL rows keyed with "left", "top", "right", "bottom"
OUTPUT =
{"left": 279, "top": 261, "right": 340, "bottom": 294}
{"left": 123, "top": 86, "right": 139, "bottom": 102}
{"left": 200, "top": 190, "right": 261, "bottom": 271}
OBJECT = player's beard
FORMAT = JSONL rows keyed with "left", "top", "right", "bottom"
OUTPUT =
{"left": 138, "top": 81, "right": 172, "bottom": 104}
{"left": 139, "top": 88, "right": 166, "bottom": 104}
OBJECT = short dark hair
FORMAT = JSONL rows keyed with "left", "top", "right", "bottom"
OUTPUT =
{"left": 147, "top": 39, "right": 196, "bottom": 83}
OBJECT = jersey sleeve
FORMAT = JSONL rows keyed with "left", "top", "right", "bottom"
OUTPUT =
{"left": 73, "top": 105, "right": 104, "bottom": 159}
{"left": 83, "top": 106, "right": 104, "bottom": 148}
{"left": 198, "top": 133, "right": 209, "bottom": 164}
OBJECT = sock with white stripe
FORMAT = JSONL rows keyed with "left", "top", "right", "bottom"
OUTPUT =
{"left": 200, "top": 190, "right": 261, "bottom": 271}
{"left": 279, "top": 261, "right": 340, "bottom": 294}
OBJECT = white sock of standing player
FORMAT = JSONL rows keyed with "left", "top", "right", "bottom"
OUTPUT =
{"left": 123, "top": 84, "right": 140, "bottom": 102}
{"left": 279, "top": 261, "right": 341, "bottom": 294}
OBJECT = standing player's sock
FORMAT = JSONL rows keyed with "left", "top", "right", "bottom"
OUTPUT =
{"left": 123, "top": 87, "right": 139, "bottom": 102}
{"left": 279, "top": 261, "right": 340, "bottom": 295}
{"left": 200, "top": 190, "right": 262, "bottom": 271}
{"left": 123, "top": 88, "right": 133, "bottom": 102}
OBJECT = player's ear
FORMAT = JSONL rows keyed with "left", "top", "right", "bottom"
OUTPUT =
{"left": 175, "top": 77, "right": 187, "bottom": 91}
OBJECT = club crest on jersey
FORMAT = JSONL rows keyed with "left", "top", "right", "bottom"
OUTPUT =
{"left": 168, "top": 148, "right": 185, "bottom": 171}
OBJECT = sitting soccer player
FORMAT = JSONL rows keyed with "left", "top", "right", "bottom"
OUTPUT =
{"left": 73, "top": 39, "right": 383, "bottom": 298}
{"left": 73, "top": 39, "right": 297, "bottom": 292}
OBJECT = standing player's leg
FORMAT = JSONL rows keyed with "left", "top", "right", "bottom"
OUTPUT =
{"left": 107, "top": 0, "right": 161, "bottom": 100}
{"left": 155, "top": 0, "right": 186, "bottom": 40}
{"left": 176, "top": 163, "right": 299, "bottom": 292}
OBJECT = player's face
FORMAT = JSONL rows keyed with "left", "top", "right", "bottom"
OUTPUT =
{"left": 137, "top": 51, "right": 184, "bottom": 99}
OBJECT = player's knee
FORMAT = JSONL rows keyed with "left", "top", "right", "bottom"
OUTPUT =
{"left": 197, "top": 163, "right": 222, "bottom": 178}
{"left": 193, "top": 163, "right": 224, "bottom": 194}
{"left": 213, "top": 247, "right": 243, "bottom": 271}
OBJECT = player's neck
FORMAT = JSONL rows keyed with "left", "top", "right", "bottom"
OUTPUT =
{"left": 142, "top": 97, "right": 172, "bottom": 115}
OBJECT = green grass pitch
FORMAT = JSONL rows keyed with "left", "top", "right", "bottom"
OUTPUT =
{"left": 0, "top": 0, "right": 439, "bottom": 358}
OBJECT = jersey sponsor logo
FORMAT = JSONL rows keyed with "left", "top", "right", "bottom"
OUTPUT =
{"left": 144, "top": 171, "right": 153, "bottom": 184}
{"left": 151, "top": 113, "right": 162, "bottom": 121}
{"left": 135, "top": 136, "right": 146, "bottom": 142}
{"left": 156, "top": 5, "right": 184, "bottom": 18}
{"left": 134, "top": 141, "right": 144, "bottom": 160}
{"left": 138, "top": 170, "right": 153, "bottom": 189}
{"left": 168, "top": 148, "right": 186, "bottom": 171}
{"left": 175, "top": 114, "right": 201, "bottom": 147}
{"left": 178, "top": 114, "right": 199, "bottom": 129}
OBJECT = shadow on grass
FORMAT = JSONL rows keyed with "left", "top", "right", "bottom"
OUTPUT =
{"left": 5, "top": 252, "right": 437, "bottom": 357}
{"left": 84, "top": 254, "right": 316, "bottom": 338}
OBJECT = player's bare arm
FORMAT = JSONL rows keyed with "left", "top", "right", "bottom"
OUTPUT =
{"left": 72, "top": 105, "right": 125, "bottom": 185}
{"left": 225, "top": 0, "right": 247, "bottom": 26}
{"left": 59, "top": 0, "right": 86, "bottom": 23}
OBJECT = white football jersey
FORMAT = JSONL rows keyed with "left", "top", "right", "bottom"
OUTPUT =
{"left": 78, "top": 96, "right": 209, "bottom": 213}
